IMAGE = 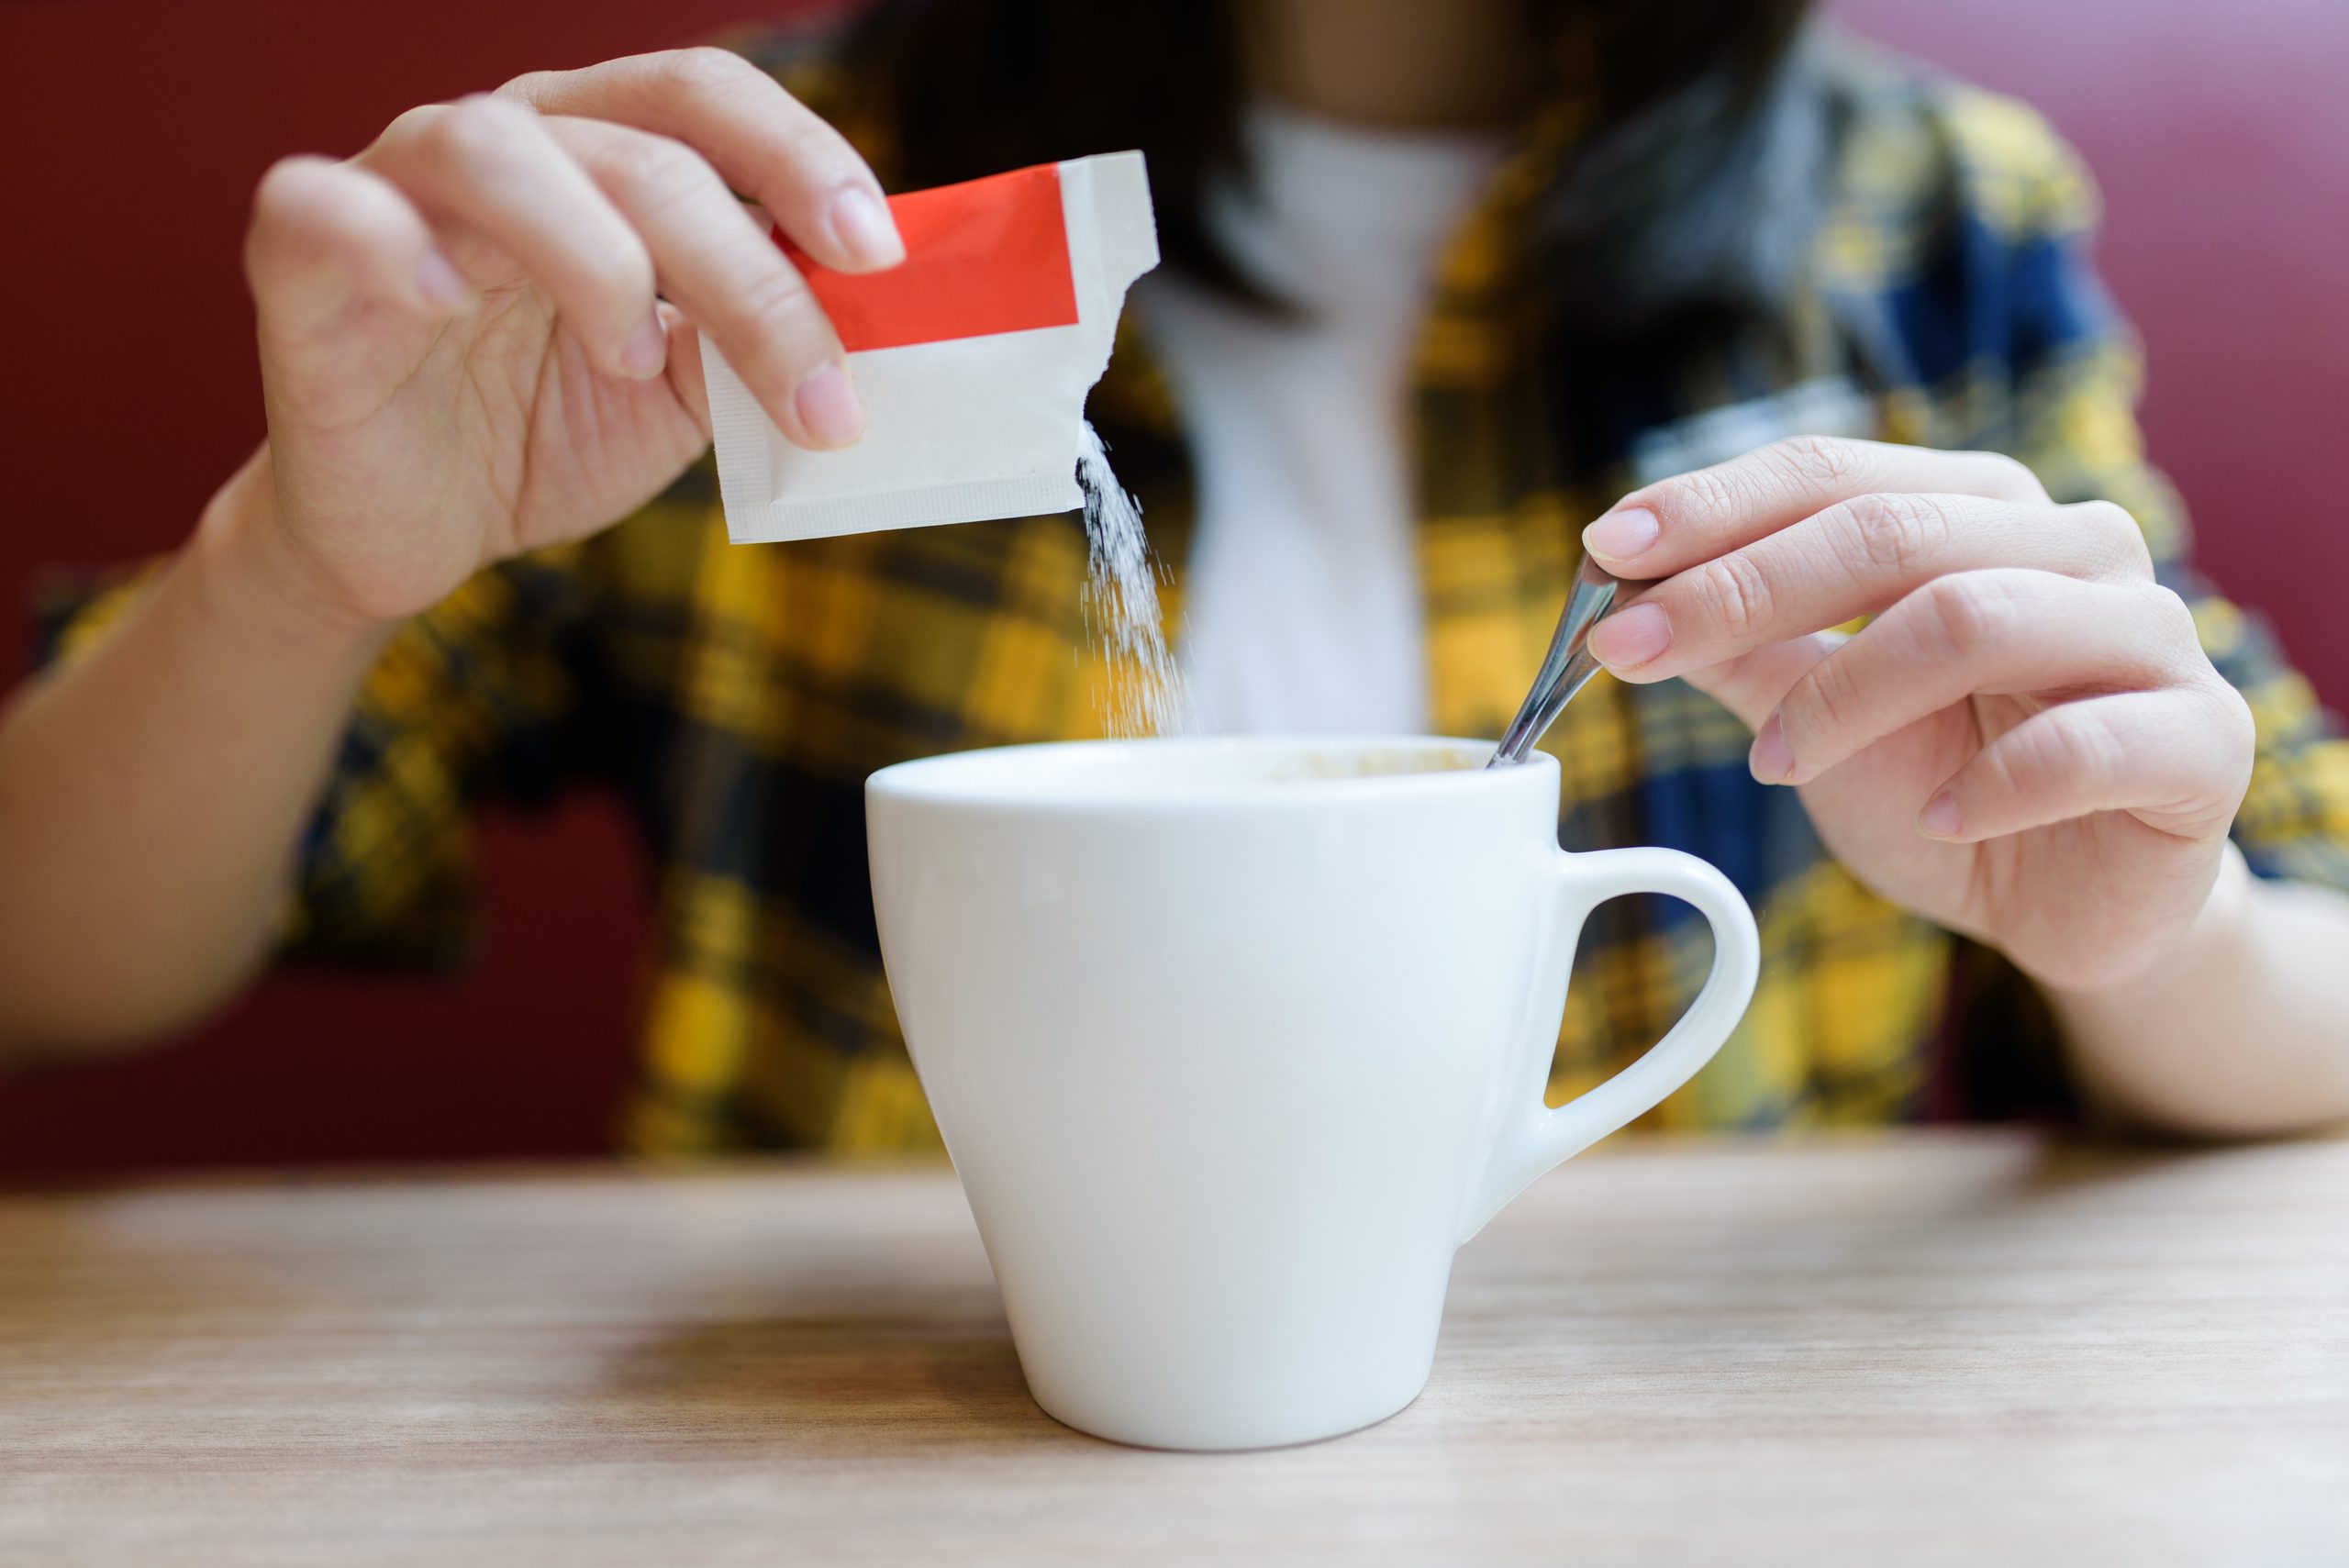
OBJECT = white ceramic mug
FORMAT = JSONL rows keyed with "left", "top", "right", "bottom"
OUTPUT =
{"left": 867, "top": 736, "right": 1760, "bottom": 1450}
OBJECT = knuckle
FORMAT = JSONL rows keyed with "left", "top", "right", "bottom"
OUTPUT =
{"left": 1990, "top": 724, "right": 2065, "bottom": 805}
{"left": 734, "top": 261, "right": 818, "bottom": 328}
{"left": 443, "top": 92, "right": 523, "bottom": 129}
{"left": 378, "top": 103, "right": 440, "bottom": 154}
{"left": 1692, "top": 551, "right": 1775, "bottom": 639}
{"left": 1974, "top": 450, "right": 2045, "bottom": 500}
{"left": 1663, "top": 461, "right": 1748, "bottom": 524}
{"left": 2073, "top": 497, "right": 2137, "bottom": 536}
{"left": 1785, "top": 650, "right": 1861, "bottom": 747}
{"left": 2034, "top": 709, "right": 2121, "bottom": 794}
{"left": 2143, "top": 583, "right": 2201, "bottom": 649}
{"left": 1842, "top": 491, "right": 1954, "bottom": 574}
{"left": 417, "top": 95, "right": 529, "bottom": 165}
{"left": 1914, "top": 573, "right": 2009, "bottom": 657}
{"left": 2188, "top": 673, "right": 2254, "bottom": 738}
{"left": 595, "top": 130, "right": 707, "bottom": 205}
{"left": 582, "top": 240, "right": 657, "bottom": 306}
{"left": 723, "top": 266, "right": 835, "bottom": 375}
{"left": 2069, "top": 708, "right": 2130, "bottom": 784}
{"left": 1765, "top": 433, "right": 1865, "bottom": 490}
{"left": 251, "top": 154, "right": 328, "bottom": 219}
{"left": 2210, "top": 681, "right": 2258, "bottom": 763}
{"left": 495, "top": 69, "right": 558, "bottom": 107}
{"left": 2071, "top": 499, "right": 2152, "bottom": 575}
{"left": 656, "top": 45, "right": 755, "bottom": 96}
{"left": 247, "top": 158, "right": 370, "bottom": 272}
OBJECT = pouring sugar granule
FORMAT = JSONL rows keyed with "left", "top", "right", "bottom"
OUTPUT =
{"left": 1077, "top": 420, "right": 1191, "bottom": 739}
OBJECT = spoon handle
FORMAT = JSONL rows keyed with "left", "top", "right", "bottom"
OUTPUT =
{"left": 1487, "top": 556, "right": 1627, "bottom": 768}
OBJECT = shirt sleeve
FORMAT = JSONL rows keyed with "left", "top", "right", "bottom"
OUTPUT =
{"left": 1979, "top": 102, "right": 2349, "bottom": 897}
{"left": 34, "top": 540, "right": 611, "bottom": 972}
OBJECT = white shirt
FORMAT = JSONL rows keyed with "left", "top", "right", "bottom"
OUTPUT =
{"left": 1138, "top": 106, "right": 1506, "bottom": 736}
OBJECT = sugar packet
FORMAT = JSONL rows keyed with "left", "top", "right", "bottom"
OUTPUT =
{"left": 702, "top": 151, "right": 1160, "bottom": 542}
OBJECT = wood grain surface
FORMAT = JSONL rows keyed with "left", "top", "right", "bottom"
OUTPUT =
{"left": 3, "top": 1130, "right": 2344, "bottom": 1566}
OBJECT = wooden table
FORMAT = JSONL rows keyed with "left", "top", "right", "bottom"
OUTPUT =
{"left": 4, "top": 1131, "right": 2344, "bottom": 1566}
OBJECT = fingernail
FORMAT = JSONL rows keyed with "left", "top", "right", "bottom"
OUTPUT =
{"left": 1749, "top": 711, "right": 1794, "bottom": 784}
{"left": 827, "top": 185, "right": 904, "bottom": 271}
{"left": 1919, "top": 791, "right": 1962, "bottom": 839}
{"left": 620, "top": 312, "right": 668, "bottom": 381}
{"left": 794, "top": 361, "right": 864, "bottom": 446}
{"left": 1589, "top": 602, "right": 1671, "bottom": 669}
{"left": 1583, "top": 506, "right": 1660, "bottom": 563}
{"left": 417, "top": 248, "right": 470, "bottom": 311}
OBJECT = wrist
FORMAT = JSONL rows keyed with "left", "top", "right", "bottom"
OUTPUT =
{"left": 184, "top": 448, "right": 398, "bottom": 658}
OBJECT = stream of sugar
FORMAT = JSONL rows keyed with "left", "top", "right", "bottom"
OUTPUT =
{"left": 1076, "top": 420, "right": 1193, "bottom": 738}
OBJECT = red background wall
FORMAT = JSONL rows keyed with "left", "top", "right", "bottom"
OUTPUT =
{"left": 2, "top": 0, "right": 2343, "bottom": 1176}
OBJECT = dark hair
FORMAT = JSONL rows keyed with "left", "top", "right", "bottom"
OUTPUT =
{"left": 841, "top": 0, "right": 1824, "bottom": 336}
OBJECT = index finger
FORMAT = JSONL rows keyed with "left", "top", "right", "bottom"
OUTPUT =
{"left": 1586, "top": 493, "right": 2151, "bottom": 683}
{"left": 1582, "top": 435, "right": 2048, "bottom": 579}
{"left": 502, "top": 47, "right": 903, "bottom": 274}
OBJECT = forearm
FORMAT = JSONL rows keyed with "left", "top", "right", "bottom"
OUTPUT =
{"left": 0, "top": 450, "right": 389, "bottom": 1056}
{"left": 2046, "top": 842, "right": 2349, "bottom": 1138}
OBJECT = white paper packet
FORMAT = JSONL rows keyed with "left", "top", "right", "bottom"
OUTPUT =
{"left": 701, "top": 150, "right": 1159, "bottom": 543}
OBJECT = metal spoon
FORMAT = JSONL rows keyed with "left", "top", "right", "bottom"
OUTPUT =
{"left": 1487, "top": 556, "right": 1631, "bottom": 768}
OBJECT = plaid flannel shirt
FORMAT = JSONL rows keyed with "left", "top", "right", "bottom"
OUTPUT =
{"left": 47, "top": 30, "right": 2349, "bottom": 1153}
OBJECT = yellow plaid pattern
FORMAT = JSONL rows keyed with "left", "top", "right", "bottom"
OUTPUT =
{"left": 43, "top": 34, "right": 2349, "bottom": 1153}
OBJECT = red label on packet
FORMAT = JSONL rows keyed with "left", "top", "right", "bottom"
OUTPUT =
{"left": 777, "top": 162, "right": 1081, "bottom": 352}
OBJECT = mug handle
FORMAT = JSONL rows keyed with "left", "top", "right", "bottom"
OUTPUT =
{"left": 1458, "top": 846, "right": 1761, "bottom": 1241}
